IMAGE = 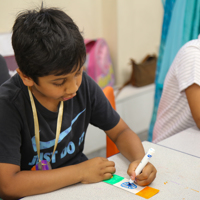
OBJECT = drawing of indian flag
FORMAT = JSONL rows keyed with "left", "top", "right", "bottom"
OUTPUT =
{"left": 103, "top": 174, "right": 159, "bottom": 199}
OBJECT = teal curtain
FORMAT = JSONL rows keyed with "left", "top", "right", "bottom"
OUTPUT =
{"left": 182, "top": 0, "right": 200, "bottom": 44}
{"left": 157, "top": 0, "right": 186, "bottom": 87}
{"left": 148, "top": 0, "right": 200, "bottom": 141}
{"left": 148, "top": 0, "right": 176, "bottom": 141}
{"left": 161, "top": 0, "right": 166, "bottom": 7}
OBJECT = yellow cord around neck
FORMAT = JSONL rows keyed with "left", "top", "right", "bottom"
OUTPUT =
{"left": 28, "top": 87, "right": 64, "bottom": 163}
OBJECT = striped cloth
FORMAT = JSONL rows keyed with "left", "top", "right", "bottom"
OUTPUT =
{"left": 153, "top": 37, "right": 200, "bottom": 143}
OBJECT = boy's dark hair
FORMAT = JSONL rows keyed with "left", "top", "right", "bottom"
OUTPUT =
{"left": 12, "top": 6, "right": 86, "bottom": 84}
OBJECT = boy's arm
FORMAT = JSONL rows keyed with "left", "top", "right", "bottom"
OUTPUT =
{"left": 185, "top": 83, "right": 200, "bottom": 128}
{"left": 105, "top": 118, "right": 145, "bottom": 161}
{"left": 0, "top": 157, "right": 115, "bottom": 199}
{"left": 105, "top": 118, "right": 157, "bottom": 186}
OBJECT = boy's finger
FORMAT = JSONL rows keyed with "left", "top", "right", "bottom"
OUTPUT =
{"left": 136, "top": 167, "right": 152, "bottom": 180}
{"left": 102, "top": 160, "right": 115, "bottom": 167}
{"left": 102, "top": 166, "right": 116, "bottom": 175}
{"left": 135, "top": 171, "right": 156, "bottom": 186}
{"left": 130, "top": 173, "right": 136, "bottom": 181}
{"left": 103, "top": 172, "right": 114, "bottom": 180}
{"left": 127, "top": 160, "right": 140, "bottom": 176}
{"left": 107, "top": 161, "right": 115, "bottom": 167}
{"left": 101, "top": 157, "right": 109, "bottom": 161}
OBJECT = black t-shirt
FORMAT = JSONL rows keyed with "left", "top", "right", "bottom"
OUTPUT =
{"left": 0, "top": 72, "right": 120, "bottom": 170}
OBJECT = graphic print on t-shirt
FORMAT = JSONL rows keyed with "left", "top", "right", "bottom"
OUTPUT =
{"left": 29, "top": 109, "right": 86, "bottom": 166}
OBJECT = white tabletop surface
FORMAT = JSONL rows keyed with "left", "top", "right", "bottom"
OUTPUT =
{"left": 158, "top": 126, "right": 200, "bottom": 158}
{"left": 24, "top": 141, "right": 200, "bottom": 200}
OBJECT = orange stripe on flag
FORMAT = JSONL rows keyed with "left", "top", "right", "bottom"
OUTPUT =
{"left": 136, "top": 186, "right": 159, "bottom": 199}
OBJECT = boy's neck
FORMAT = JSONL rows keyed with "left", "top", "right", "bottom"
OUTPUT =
{"left": 30, "top": 86, "right": 60, "bottom": 112}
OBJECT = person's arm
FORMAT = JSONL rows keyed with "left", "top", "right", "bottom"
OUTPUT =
{"left": 0, "top": 157, "right": 115, "bottom": 199}
{"left": 185, "top": 83, "right": 200, "bottom": 128}
{"left": 105, "top": 118, "right": 157, "bottom": 186}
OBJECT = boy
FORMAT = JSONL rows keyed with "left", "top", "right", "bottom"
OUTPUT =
{"left": 0, "top": 6, "right": 156, "bottom": 199}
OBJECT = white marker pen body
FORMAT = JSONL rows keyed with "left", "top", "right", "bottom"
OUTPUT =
{"left": 129, "top": 148, "right": 155, "bottom": 184}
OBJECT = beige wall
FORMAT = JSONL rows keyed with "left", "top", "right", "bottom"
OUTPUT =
{"left": 0, "top": 0, "right": 103, "bottom": 37}
{"left": 0, "top": 0, "right": 163, "bottom": 85}
{"left": 117, "top": 0, "right": 163, "bottom": 85}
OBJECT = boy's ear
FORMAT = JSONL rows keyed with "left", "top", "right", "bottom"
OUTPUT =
{"left": 16, "top": 68, "right": 34, "bottom": 87}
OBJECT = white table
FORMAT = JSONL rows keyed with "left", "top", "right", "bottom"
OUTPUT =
{"left": 158, "top": 126, "right": 200, "bottom": 158}
{"left": 24, "top": 141, "right": 200, "bottom": 200}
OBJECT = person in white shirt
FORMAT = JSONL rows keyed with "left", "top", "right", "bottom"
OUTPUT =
{"left": 153, "top": 37, "right": 200, "bottom": 143}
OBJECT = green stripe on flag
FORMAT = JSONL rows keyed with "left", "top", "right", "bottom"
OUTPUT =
{"left": 103, "top": 174, "right": 124, "bottom": 185}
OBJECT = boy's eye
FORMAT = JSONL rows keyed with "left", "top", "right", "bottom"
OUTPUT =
{"left": 53, "top": 79, "right": 66, "bottom": 87}
{"left": 53, "top": 83, "right": 64, "bottom": 87}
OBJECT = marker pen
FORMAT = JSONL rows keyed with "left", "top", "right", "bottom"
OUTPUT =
{"left": 129, "top": 148, "right": 155, "bottom": 184}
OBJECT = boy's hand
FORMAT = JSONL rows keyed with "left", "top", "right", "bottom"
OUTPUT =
{"left": 80, "top": 157, "right": 116, "bottom": 184}
{"left": 127, "top": 160, "right": 157, "bottom": 186}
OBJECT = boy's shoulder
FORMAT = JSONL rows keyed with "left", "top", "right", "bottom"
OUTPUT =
{"left": 81, "top": 71, "right": 96, "bottom": 88}
{"left": 78, "top": 71, "right": 103, "bottom": 101}
{"left": 82, "top": 71, "right": 91, "bottom": 82}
